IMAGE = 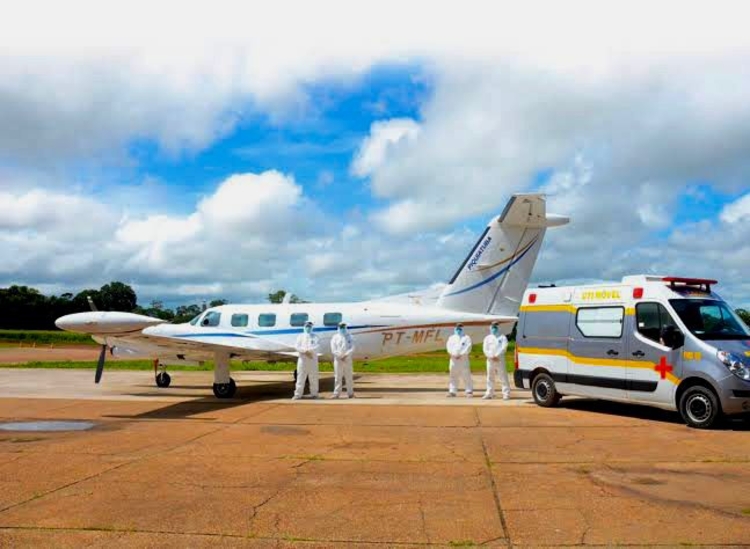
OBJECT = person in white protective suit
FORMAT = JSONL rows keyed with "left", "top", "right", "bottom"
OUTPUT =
{"left": 330, "top": 322, "right": 355, "bottom": 399}
{"left": 293, "top": 321, "right": 320, "bottom": 400}
{"left": 483, "top": 322, "right": 510, "bottom": 400}
{"left": 446, "top": 323, "right": 473, "bottom": 397}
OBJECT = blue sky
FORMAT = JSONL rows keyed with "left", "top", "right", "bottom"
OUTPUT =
{"left": 2, "top": 2, "right": 750, "bottom": 308}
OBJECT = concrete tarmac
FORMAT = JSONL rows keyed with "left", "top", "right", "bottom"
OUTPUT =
{"left": 0, "top": 369, "right": 749, "bottom": 548}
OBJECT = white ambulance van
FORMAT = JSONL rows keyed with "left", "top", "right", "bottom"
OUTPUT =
{"left": 514, "top": 275, "right": 750, "bottom": 428}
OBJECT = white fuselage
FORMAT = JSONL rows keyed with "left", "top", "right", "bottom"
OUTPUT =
{"left": 97, "top": 301, "right": 513, "bottom": 363}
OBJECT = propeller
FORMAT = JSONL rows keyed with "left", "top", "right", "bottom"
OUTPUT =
{"left": 94, "top": 343, "right": 107, "bottom": 383}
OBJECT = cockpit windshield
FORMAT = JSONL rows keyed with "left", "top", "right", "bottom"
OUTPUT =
{"left": 669, "top": 299, "right": 750, "bottom": 340}
{"left": 189, "top": 314, "right": 202, "bottom": 326}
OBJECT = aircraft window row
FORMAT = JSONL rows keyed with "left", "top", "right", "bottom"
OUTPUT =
{"left": 323, "top": 312, "right": 342, "bottom": 326}
{"left": 231, "top": 313, "right": 249, "bottom": 327}
{"left": 576, "top": 306, "right": 624, "bottom": 338}
{"left": 258, "top": 313, "right": 276, "bottom": 327}
{"left": 200, "top": 311, "right": 346, "bottom": 329}
{"left": 290, "top": 312, "right": 309, "bottom": 327}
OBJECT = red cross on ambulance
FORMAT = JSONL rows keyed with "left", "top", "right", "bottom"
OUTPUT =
{"left": 654, "top": 356, "right": 673, "bottom": 380}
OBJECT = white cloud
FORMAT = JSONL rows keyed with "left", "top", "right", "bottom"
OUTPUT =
{"left": 351, "top": 118, "right": 420, "bottom": 177}
{"left": 3, "top": 1, "right": 750, "bottom": 166}
{"left": 3, "top": 1, "right": 750, "bottom": 306}
{"left": 720, "top": 193, "right": 750, "bottom": 224}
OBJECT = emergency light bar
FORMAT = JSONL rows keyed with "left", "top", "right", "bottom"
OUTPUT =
{"left": 662, "top": 276, "right": 718, "bottom": 293}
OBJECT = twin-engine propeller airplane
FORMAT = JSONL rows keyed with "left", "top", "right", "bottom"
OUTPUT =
{"left": 55, "top": 194, "right": 568, "bottom": 398}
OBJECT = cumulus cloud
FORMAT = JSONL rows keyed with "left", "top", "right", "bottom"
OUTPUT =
{"left": 720, "top": 193, "right": 750, "bottom": 224}
{"left": 3, "top": 1, "right": 750, "bottom": 307}
{"left": 351, "top": 118, "right": 420, "bottom": 177}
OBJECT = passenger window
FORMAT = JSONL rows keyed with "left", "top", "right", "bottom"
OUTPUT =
{"left": 201, "top": 311, "right": 221, "bottom": 327}
{"left": 258, "top": 313, "right": 276, "bottom": 327}
{"left": 290, "top": 313, "right": 309, "bottom": 327}
{"left": 636, "top": 302, "right": 677, "bottom": 344}
{"left": 323, "top": 312, "right": 342, "bottom": 326}
{"left": 231, "top": 314, "right": 248, "bottom": 327}
{"left": 576, "top": 307, "right": 624, "bottom": 338}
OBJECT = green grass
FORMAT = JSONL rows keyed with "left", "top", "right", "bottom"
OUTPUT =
{"left": 0, "top": 329, "right": 96, "bottom": 346}
{"left": 1, "top": 343, "right": 517, "bottom": 374}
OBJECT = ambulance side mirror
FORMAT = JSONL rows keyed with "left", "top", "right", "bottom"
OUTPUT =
{"left": 661, "top": 326, "right": 684, "bottom": 350}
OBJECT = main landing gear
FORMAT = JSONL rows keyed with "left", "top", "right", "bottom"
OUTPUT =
{"left": 212, "top": 378, "right": 237, "bottom": 399}
{"left": 153, "top": 359, "right": 171, "bottom": 388}
{"left": 212, "top": 352, "right": 237, "bottom": 399}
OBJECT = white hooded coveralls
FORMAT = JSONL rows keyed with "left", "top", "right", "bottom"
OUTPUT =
{"left": 446, "top": 333, "right": 473, "bottom": 395}
{"left": 483, "top": 333, "right": 510, "bottom": 398}
{"left": 294, "top": 332, "right": 320, "bottom": 398}
{"left": 330, "top": 331, "right": 355, "bottom": 397}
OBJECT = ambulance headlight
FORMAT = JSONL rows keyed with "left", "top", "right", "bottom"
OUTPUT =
{"left": 717, "top": 350, "right": 750, "bottom": 381}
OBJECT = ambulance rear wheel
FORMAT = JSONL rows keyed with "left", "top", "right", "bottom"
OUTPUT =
{"left": 532, "top": 373, "right": 561, "bottom": 407}
{"left": 679, "top": 386, "right": 721, "bottom": 429}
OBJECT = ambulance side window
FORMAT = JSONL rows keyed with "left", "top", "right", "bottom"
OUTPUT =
{"left": 575, "top": 307, "right": 624, "bottom": 338}
{"left": 636, "top": 302, "right": 677, "bottom": 343}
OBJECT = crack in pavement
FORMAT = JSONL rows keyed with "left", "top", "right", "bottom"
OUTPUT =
{"left": 475, "top": 408, "right": 511, "bottom": 549}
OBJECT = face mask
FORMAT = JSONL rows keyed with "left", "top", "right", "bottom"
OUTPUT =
{"left": 491, "top": 327, "right": 499, "bottom": 336}
{"left": 338, "top": 327, "right": 346, "bottom": 334}
{"left": 304, "top": 326, "right": 312, "bottom": 334}
{"left": 455, "top": 328, "right": 464, "bottom": 336}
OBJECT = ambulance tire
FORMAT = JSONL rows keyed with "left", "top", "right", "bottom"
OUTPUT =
{"left": 532, "top": 373, "right": 562, "bottom": 408}
{"left": 679, "top": 386, "right": 721, "bottom": 429}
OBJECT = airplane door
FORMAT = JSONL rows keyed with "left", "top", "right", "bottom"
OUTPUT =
{"left": 627, "top": 302, "right": 683, "bottom": 406}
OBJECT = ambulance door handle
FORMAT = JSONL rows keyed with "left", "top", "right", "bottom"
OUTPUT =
{"left": 606, "top": 349, "right": 619, "bottom": 356}
{"left": 632, "top": 350, "right": 645, "bottom": 357}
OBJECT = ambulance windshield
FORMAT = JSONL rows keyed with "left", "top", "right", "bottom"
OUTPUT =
{"left": 669, "top": 299, "right": 750, "bottom": 340}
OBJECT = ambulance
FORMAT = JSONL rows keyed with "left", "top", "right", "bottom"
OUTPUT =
{"left": 514, "top": 275, "right": 750, "bottom": 428}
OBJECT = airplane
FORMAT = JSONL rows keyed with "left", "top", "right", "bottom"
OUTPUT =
{"left": 55, "top": 193, "right": 569, "bottom": 398}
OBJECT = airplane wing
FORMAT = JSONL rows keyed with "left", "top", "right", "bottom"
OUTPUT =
{"left": 136, "top": 324, "right": 299, "bottom": 361}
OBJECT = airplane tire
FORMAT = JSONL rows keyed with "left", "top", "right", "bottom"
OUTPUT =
{"left": 213, "top": 378, "right": 237, "bottom": 399}
{"left": 155, "top": 372, "right": 171, "bottom": 388}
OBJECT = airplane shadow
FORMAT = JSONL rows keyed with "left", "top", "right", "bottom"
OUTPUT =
{"left": 559, "top": 399, "right": 750, "bottom": 431}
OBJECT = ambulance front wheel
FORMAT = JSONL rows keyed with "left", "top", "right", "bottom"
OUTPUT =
{"left": 679, "top": 386, "right": 721, "bottom": 429}
{"left": 532, "top": 373, "right": 562, "bottom": 407}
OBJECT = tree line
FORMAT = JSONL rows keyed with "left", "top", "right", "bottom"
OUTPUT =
{"left": 0, "top": 282, "right": 302, "bottom": 330}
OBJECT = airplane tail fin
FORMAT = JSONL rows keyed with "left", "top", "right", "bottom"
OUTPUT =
{"left": 436, "top": 194, "right": 568, "bottom": 316}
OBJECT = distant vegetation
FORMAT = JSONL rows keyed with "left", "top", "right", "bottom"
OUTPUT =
{"left": 0, "top": 282, "right": 299, "bottom": 330}
{"left": 0, "top": 330, "right": 95, "bottom": 346}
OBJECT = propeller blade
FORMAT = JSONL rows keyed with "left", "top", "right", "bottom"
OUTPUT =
{"left": 94, "top": 344, "right": 106, "bottom": 384}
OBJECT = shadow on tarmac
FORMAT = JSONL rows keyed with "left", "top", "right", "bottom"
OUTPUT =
{"left": 560, "top": 398, "right": 750, "bottom": 431}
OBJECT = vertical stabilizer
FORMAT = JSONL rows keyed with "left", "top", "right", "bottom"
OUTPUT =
{"left": 436, "top": 194, "right": 568, "bottom": 316}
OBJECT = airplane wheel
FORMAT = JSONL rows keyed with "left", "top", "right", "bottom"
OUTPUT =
{"left": 155, "top": 372, "right": 171, "bottom": 388}
{"left": 213, "top": 377, "right": 237, "bottom": 399}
